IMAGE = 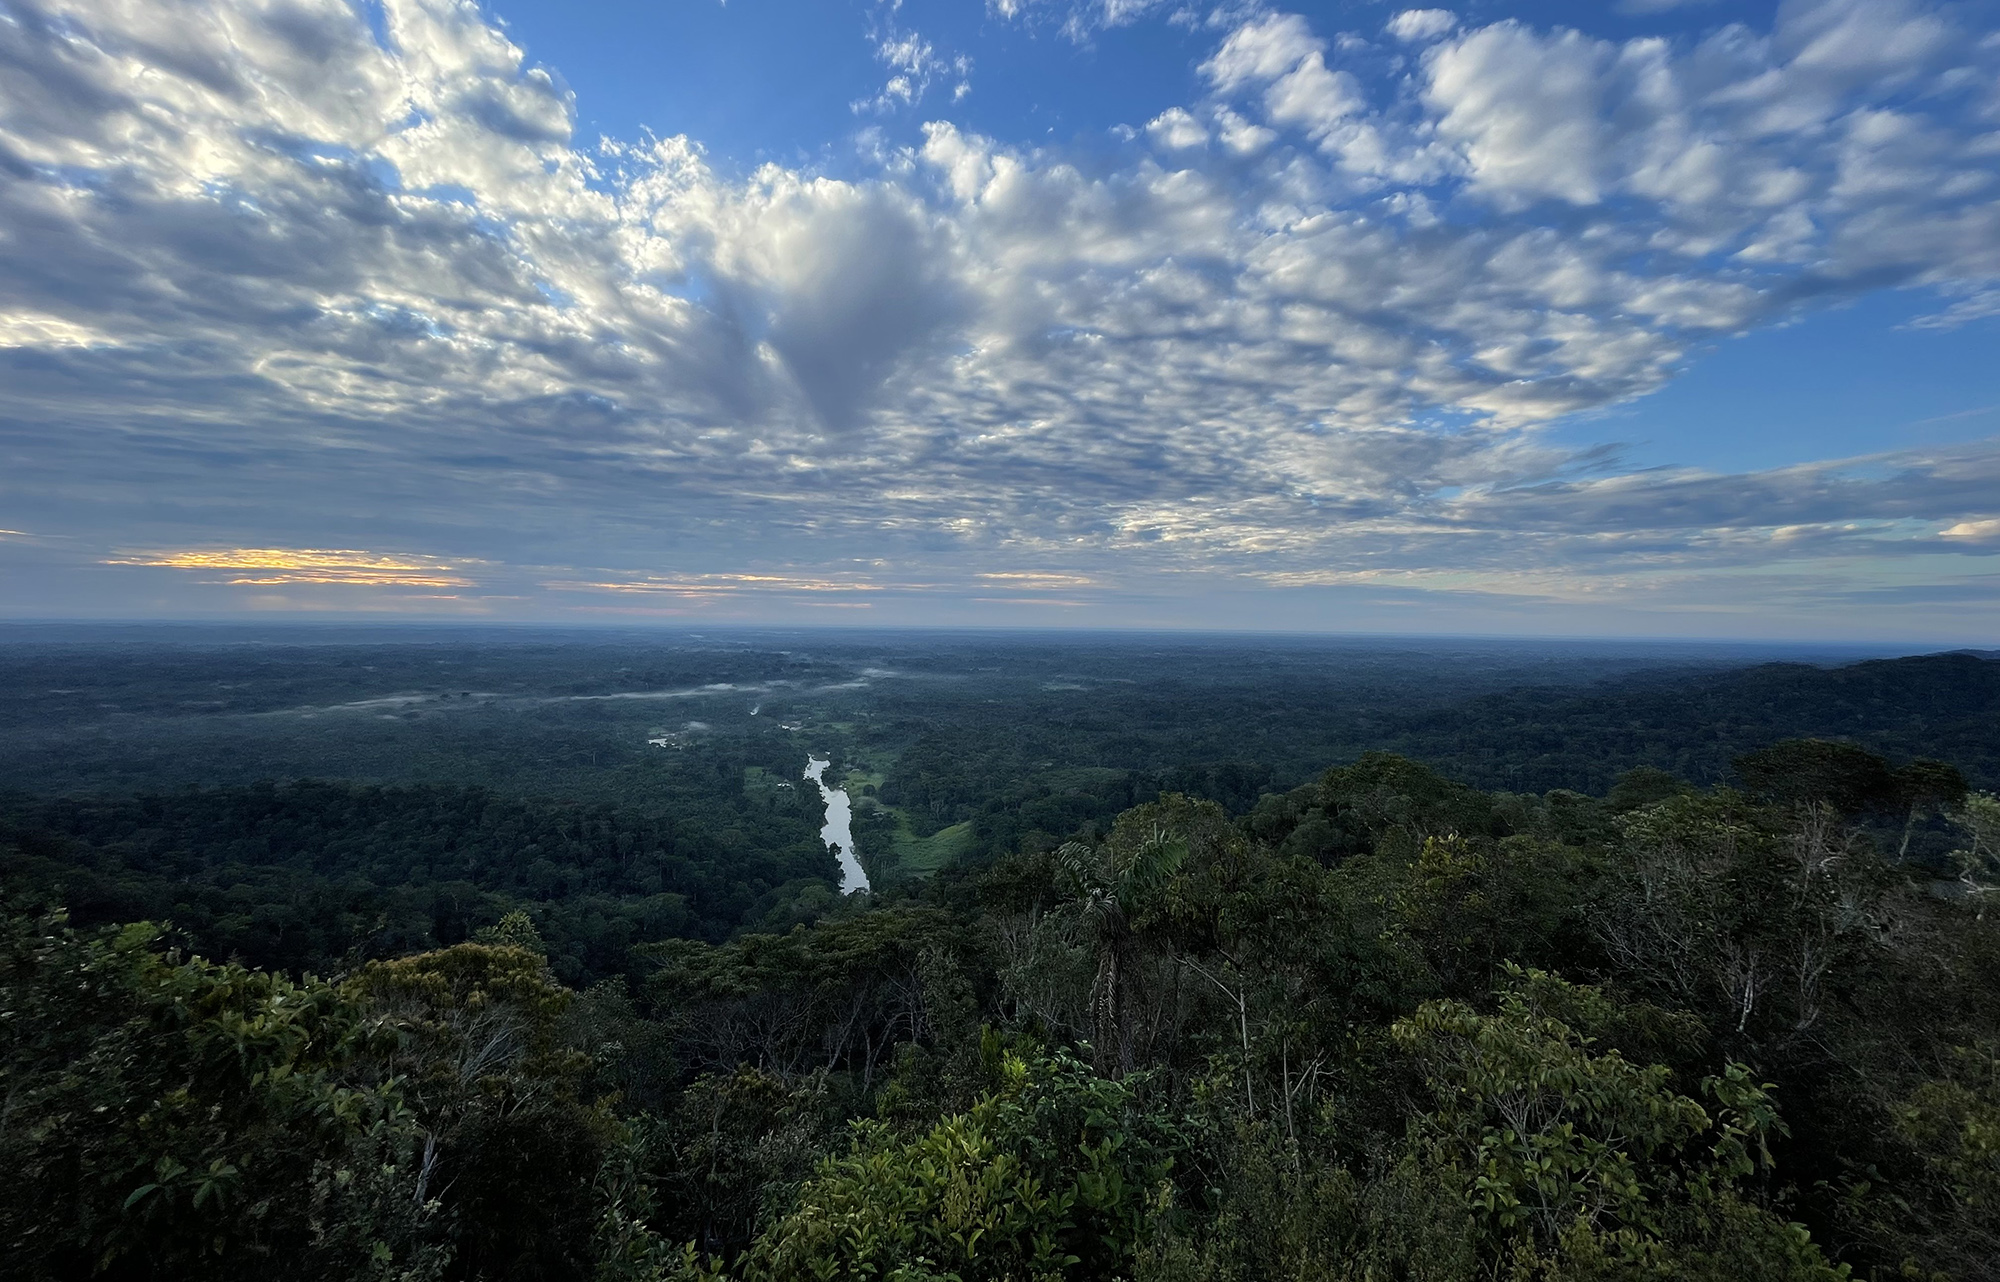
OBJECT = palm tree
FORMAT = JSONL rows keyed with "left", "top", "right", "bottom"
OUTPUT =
{"left": 1051, "top": 820, "right": 1186, "bottom": 1076}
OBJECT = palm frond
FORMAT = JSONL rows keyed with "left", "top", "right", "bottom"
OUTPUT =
{"left": 1117, "top": 829, "right": 1187, "bottom": 903}
{"left": 1052, "top": 839, "right": 1103, "bottom": 893}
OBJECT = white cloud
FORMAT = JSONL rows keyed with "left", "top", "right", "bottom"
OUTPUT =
{"left": 1201, "top": 13, "right": 1364, "bottom": 149}
{"left": 1264, "top": 52, "right": 1364, "bottom": 135}
{"left": 1424, "top": 23, "right": 1612, "bottom": 205}
{"left": 988, "top": 0, "right": 1175, "bottom": 41}
{"left": 0, "top": 0, "right": 1997, "bottom": 623}
{"left": 1386, "top": 10, "right": 1458, "bottom": 43}
{"left": 853, "top": 10, "right": 971, "bottom": 114}
{"left": 1202, "top": 14, "right": 1324, "bottom": 94}
{"left": 1213, "top": 107, "right": 1276, "bottom": 155}
{"left": 1615, "top": 0, "right": 1718, "bottom": 15}
{"left": 1146, "top": 107, "right": 1208, "bottom": 150}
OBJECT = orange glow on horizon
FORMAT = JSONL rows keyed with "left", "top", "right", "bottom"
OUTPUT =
{"left": 105, "top": 547, "right": 476, "bottom": 589}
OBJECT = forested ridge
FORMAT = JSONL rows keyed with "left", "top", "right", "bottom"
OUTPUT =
{"left": 859, "top": 651, "right": 2000, "bottom": 870}
{"left": 1373, "top": 651, "right": 2000, "bottom": 794}
{"left": 7, "top": 721, "right": 2000, "bottom": 1282}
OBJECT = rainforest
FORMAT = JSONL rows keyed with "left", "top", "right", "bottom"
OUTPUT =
{"left": 4, "top": 627, "right": 1999, "bottom": 1282}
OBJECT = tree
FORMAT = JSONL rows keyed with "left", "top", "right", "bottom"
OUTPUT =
{"left": 1050, "top": 810, "right": 1188, "bottom": 1077}
{"left": 736, "top": 1048, "right": 1180, "bottom": 1282}
{"left": 1606, "top": 766, "right": 1694, "bottom": 813}
{"left": 1891, "top": 760, "right": 1968, "bottom": 859}
{"left": 1948, "top": 792, "right": 2000, "bottom": 910}
{"left": 1594, "top": 792, "right": 1892, "bottom": 1055}
{"left": 641, "top": 908, "right": 965, "bottom": 1090}
{"left": 1161, "top": 818, "right": 1356, "bottom": 1130}
{"left": 1887, "top": 1040, "right": 2000, "bottom": 1278}
{"left": 1390, "top": 969, "right": 1847, "bottom": 1280}
{"left": 349, "top": 940, "right": 611, "bottom": 1282}
{"left": 0, "top": 898, "right": 445, "bottom": 1281}
{"left": 1734, "top": 740, "right": 1894, "bottom": 816}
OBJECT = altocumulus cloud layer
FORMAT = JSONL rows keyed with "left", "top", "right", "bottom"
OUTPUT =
{"left": 1, "top": 0, "right": 1998, "bottom": 633}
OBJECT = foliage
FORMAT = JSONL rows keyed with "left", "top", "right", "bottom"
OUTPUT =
{"left": 0, "top": 897, "right": 447, "bottom": 1281}
{"left": 1829, "top": 1039, "right": 2000, "bottom": 1281}
{"left": 738, "top": 1048, "right": 1181, "bottom": 1282}
{"left": 641, "top": 908, "right": 974, "bottom": 1090}
{"left": 1048, "top": 806, "right": 1188, "bottom": 1077}
{"left": 1592, "top": 790, "right": 1901, "bottom": 1058}
{"left": 349, "top": 940, "right": 618, "bottom": 1282}
{"left": 1391, "top": 973, "right": 1801, "bottom": 1266}
{"left": 0, "top": 774, "right": 834, "bottom": 986}
{"left": 641, "top": 1067, "right": 843, "bottom": 1260}
{"left": 1949, "top": 792, "right": 2000, "bottom": 905}
{"left": 1135, "top": 970, "right": 1849, "bottom": 1282}
{"left": 6, "top": 637, "right": 2000, "bottom": 1280}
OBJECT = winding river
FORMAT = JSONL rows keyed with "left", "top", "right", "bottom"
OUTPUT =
{"left": 805, "top": 757, "right": 869, "bottom": 894}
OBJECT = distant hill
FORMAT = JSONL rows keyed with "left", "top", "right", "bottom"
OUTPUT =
{"left": 1381, "top": 651, "right": 2000, "bottom": 794}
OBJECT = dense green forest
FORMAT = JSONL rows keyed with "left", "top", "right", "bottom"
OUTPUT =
{"left": 6, "top": 630, "right": 1993, "bottom": 891}
{"left": 856, "top": 649, "right": 2000, "bottom": 871}
{"left": 5, "top": 634, "right": 2000, "bottom": 1280}
{"left": 0, "top": 765, "right": 835, "bottom": 986}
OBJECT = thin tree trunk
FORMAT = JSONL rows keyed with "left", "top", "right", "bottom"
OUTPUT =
{"left": 1114, "top": 942, "right": 1135, "bottom": 1077}
{"left": 1237, "top": 987, "right": 1253, "bottom": 1117}
{"left": 1095, "top": 945, "right": 1121, "bottom": 1076}
{"left": 1282, "top": 1037, "right": 1293, "bottom": 1146}
{"left": 1182, "top": 955, "right": 1254, "bottom": 1115}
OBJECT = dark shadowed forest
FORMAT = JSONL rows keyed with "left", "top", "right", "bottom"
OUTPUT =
{"left": 4, "top": 629, "right": 1998, "bottom": 1281}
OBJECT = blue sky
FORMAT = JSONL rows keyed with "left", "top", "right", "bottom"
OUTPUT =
{"left": 0, "top": 0, "right": 1997, "bottom": 639}
{"left": 493, "top": 2, "right": 1794, "bottom": 167}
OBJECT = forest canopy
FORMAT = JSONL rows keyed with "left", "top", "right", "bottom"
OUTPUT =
{"left": 4, "top": 637, "right": 1999, "bottom": 1281}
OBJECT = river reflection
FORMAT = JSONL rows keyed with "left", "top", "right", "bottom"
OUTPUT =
{"left": 805, "top": 756, "right": 869, "bottom": 893}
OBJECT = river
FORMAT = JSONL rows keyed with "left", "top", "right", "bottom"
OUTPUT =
{"left": 805, "top": 756, "right": 869, "bottom": 894}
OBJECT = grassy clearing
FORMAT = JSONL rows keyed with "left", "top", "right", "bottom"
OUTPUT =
{"left": 838, "top": 764, "right": 887, "bottom": 793}
{"left": 820, "top": 745, "right": 973, "bottom": 878}
{"left": 890, "top": 819, "right": 977, "bottom": 874}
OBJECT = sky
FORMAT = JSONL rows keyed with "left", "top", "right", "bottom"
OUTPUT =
{"left": 0, "top": 0, "right": 1997, "bottom": 640}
